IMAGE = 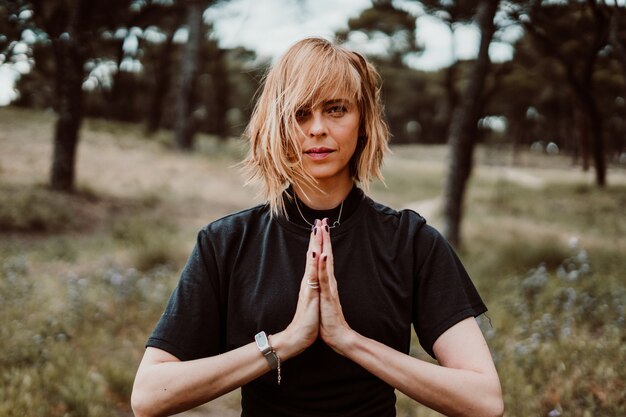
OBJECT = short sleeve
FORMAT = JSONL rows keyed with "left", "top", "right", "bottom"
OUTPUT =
{"left": 146, "top": 229, "right": 224, "bottom": 361}
{"left": 412, "top": 224, "right": 487, "bottom": 359}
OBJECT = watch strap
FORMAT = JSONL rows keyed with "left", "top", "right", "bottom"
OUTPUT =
{"left": 255, "top": 331, "right": 279, "bottom": 370}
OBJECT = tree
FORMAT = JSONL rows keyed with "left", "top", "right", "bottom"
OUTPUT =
{"left": 442, "top": 0, "right": 500, "bottom": 248}
{"left": 145, "top": 12, "right": 183, "bottom": 135}
{"left": 609, "top": 6, "right": 626, "bottom": 101}
{"left": 508, "top": 0, "right": 611, "bottom": 187}
{"left": 338, "top": 0, "right": 420, "bottom": 67}
{"left": 337, "top": 0, "right": 426, "bottom": 143}
{"left": 420, "top": 0, "right": 480, "bottom": 142}
{"left": 173, "top": 0, "right": 210, "bottom": 150}
{"left": 0, "top": 0, "right": 156, "bottom": 191}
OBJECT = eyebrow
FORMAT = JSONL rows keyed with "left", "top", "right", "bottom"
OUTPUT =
{"left": 298, "top": 98, "right": 352, "bottom": 110}
{"left": 322, "top": 99, "right": 350, "bottom": 106}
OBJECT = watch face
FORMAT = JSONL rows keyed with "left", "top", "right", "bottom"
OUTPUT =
{"left": 255, "top": 331, "right": 270, "bottom": 352}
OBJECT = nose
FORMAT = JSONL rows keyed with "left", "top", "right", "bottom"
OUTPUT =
{"left": 308, "top": 111, "right": 327, "bottom": 137}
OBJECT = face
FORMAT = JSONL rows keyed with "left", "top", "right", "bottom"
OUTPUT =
{"left": 295, "top": 97, "right": 360, "bottom": 187}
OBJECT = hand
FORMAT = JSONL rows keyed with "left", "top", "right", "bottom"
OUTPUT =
{"left": 318, "top": 218, "right": 353, "bottom": 354}
{"left": 282, "top": 220, "right": 322, "bottom": 355}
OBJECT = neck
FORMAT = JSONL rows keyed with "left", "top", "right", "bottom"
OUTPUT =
{"left": 293, "top": 178, "right": 354, "bottom": 210}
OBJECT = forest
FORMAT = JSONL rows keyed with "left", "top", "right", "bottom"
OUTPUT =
{"left": 1, "top": 0, "right": 625, "bottom": 416}
{"left": 1, "top": 0, "right": 625, "bottom": 245}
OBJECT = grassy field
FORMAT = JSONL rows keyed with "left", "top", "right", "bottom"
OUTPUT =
{"left": 1, "top": 106, "right": 625, "bottom": 417}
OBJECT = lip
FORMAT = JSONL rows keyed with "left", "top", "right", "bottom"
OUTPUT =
{"left": 304, "top": 147, "right": 335, "bottom": 160}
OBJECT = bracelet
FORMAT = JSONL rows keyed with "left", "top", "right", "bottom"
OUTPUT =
{"left": 254, "top": 331, "right": 282, "bottom": 385}
{"left": 275, "top": 349, "right": 282, "bottom": 386}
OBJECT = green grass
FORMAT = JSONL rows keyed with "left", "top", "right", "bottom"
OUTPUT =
{"left": 1, "top": 107, "right": 625, "bottom": 416}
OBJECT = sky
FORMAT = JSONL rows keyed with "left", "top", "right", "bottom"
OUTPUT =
{"left": 205, "top": 0, "right": 515, "bottom": 67}
{"left": 0, "top": 0, "right": 517, "bottom": 106}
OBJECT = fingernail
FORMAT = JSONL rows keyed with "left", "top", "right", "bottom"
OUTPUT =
{"left": 314, "top": 227, "right": 317, "bottom": 236}
{"left": 322, "top": 254, "right": 327, "bottom": 262}
{"left": 323, "top": 217, "right": 329, "bottom": 225}
{"left": 325, "top": 225, "right": 329, "bottom": 232}
{"left": 312, "top": 251, "right": 316, "bottom": 258}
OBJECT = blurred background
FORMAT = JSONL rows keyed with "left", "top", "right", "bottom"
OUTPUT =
{"left": 0, "top": 0, "right": 624, "bottom": 416}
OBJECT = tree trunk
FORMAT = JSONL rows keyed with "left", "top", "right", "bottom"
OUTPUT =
{"left": 578, "top": 89, "right": 606, "bottom": 185}
{"left": 579, "top": 0, "right": 608, "bottom": 186}
{"left": 442, "top": 0, "right": 499, "bottom": 248}
{"left": 146, "top": 27, "right": 177, "bottom": 136}
{"left": 211, "top": 49, "right": 229, "bottom": 140}
{"left": 50, "top": 43, "right": 83, "bottom": 191}
{"left": 174, "top": 0, "right": 204, "bottom": 150}
{"left": 48, "top": 0, "right": 90, "bottom": 191}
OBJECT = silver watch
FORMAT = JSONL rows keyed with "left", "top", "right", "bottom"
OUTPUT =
{"left": 255, "top": 331, "right": 279, "bottom": 370}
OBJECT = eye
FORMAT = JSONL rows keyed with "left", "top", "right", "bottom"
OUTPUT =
{"left": 327, "top": 105, "right": 347, "bottom": 116}
{"left": 295, "top": 108, "right": 310, "bottom": 121}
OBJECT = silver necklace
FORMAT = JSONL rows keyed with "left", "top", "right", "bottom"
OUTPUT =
{"left": 294, "top": 197, "right": 344, "bottom": 229}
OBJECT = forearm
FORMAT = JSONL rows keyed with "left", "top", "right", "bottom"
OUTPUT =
{"left": 336, "top": 331, "right": 503, "bottom": 417}
{"left": 131, "top": 330, "right": 297, "bottom": 417}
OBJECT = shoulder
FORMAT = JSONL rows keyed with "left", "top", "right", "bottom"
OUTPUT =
{"left": 363, "top": 195, "right": 428, "bottom": 231}
{"left": 362, "top": 195, "right": 451, "bottom": 251}
{"left": 198, "top": 203, "right": 270, "bottom": 243}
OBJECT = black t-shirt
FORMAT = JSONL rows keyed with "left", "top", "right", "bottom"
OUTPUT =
{"left": 146, "top": 187, "right": 487, "bottom": 417}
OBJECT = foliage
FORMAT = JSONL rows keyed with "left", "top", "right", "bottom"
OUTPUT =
{"left": 339, "top": 0, "right": 420, "bottom": 66}
{"left": 3, "top": 0, "right": 626, "bottom": 159}
{"left": 2, "top": 0, "right": 263, "bottom": 139}
{"left": 0, "top": 254, "right": 175, "bottom": 417}
{"left": 487, "top": 242, "right": 626, "bottom": 417}
{"left": 0, "top": 184, "right": 89, "bottom": 232}
{"left": 489, "top": 1, "right": 626, "bottom": 161}
{"left": 2, "top": 110, "right": 625, "bottom": 416}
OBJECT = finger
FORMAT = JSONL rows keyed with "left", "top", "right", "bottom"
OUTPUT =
{"left": 318, "top": 220, "right": 336, "bottom": 294}
{"left": 320, "top": 218, "right": 334, "bottom": 277}
{"left": 304, "top": 219, "right": 322, "bottom": 290}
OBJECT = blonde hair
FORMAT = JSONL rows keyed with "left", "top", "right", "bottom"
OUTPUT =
{"left": 242, "top": 37, "right": 390, "bottom": 216}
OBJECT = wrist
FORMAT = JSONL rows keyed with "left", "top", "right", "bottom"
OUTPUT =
{"left": 269, "top": 328, "right": 305, "bottom": 361}
{"left": 326, "top": 327, "right": 359, "bottom": 357}
{"left": 255, "top": 331, "right": 282, "bottom": 385}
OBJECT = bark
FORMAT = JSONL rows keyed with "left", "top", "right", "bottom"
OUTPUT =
{"left": 442, "top": 0, "right": 499, "bottom": 248}
{"left": 210, "top": 49, "right": 229, "bottom": 139}
{"left": 50, "top": 39, "right": 84, "bottom": 190}
{"left": 174, "top": 0, "right": 204, "bottom": 150}
{"left": 577, "top": 87, "right": 605, "bottom": 182}
{"left": 48, "top": 0, "right": 91, "bottom": 191}
{"left": 146, "top": 27, "right": 177, "bottom": 135}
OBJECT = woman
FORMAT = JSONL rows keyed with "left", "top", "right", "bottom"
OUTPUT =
{"left": 131, "top": 37, "right": 503, "bottom": 417}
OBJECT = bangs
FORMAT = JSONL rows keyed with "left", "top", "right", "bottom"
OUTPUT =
{"left": 280, "top": 46, "right": 363, "bottom": 114}
{"left": 243, "top": 37, "right": 390, "bottom": 217}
